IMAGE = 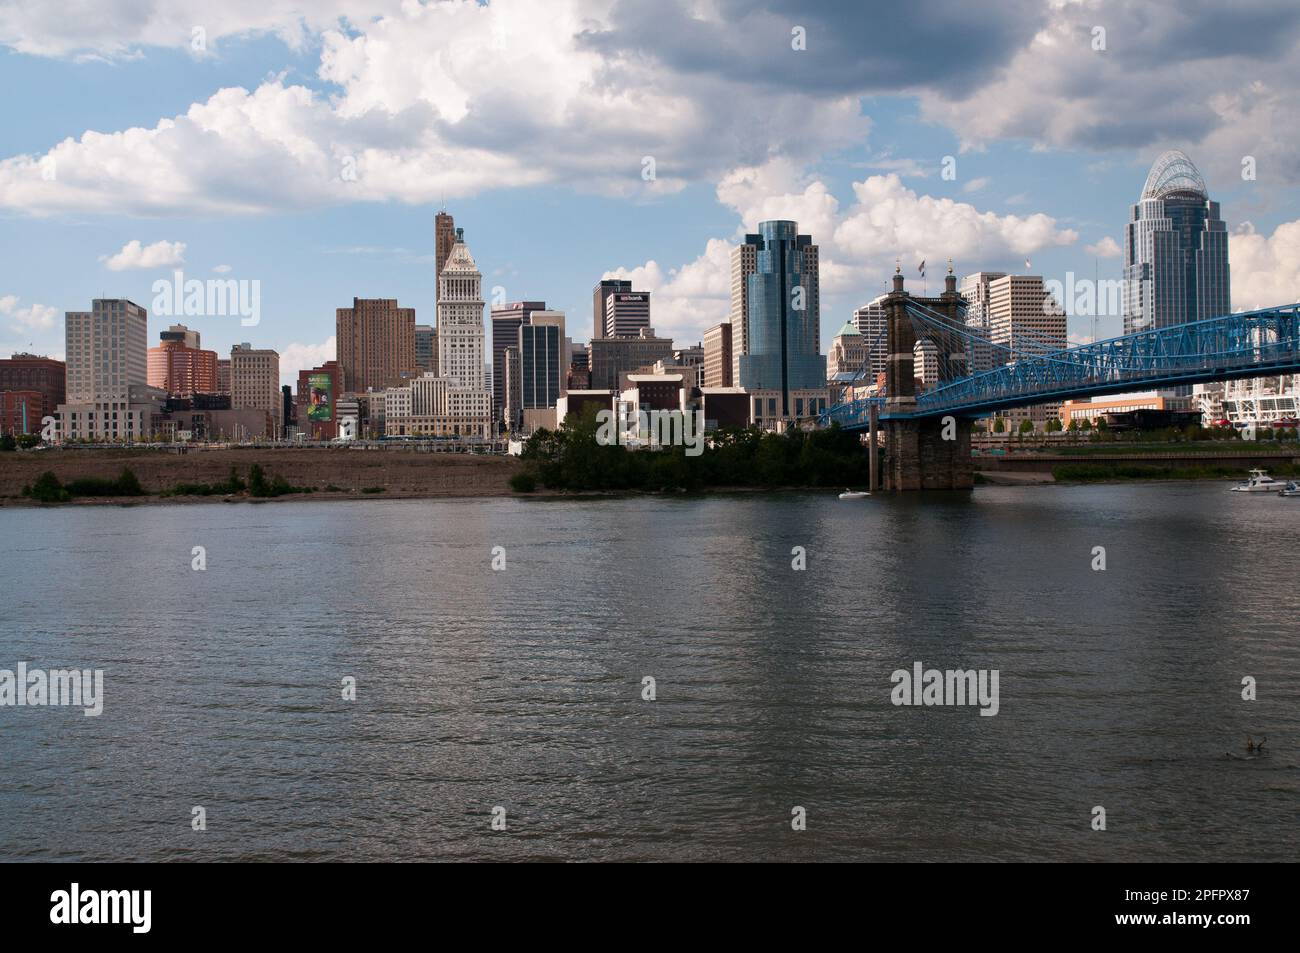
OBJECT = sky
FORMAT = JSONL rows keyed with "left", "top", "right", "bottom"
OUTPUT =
{"left": 3, "top": 0, "right": 1300, "bottom": 385}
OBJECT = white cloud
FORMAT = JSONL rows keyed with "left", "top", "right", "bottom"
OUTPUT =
{"left": 0, "top": 1, "right": 870, "bottom": 216}
{"left": 1229, "top": 220, "right": 1300, "bottom": 311}
{"left": 0, "top": 1, "right": 405, "bottom": 59}
{"left": 1084, "top": 236, "right": 1122, "bottom": 258}
{"left": 605, "top": 161, "right": 1079, "bottom": 346}
{"left": 0, "top": 294, "right": 57, "bottom": 331}
{"left": 278, "top": 335, "right": 336, "bottom": 386}
{"left": 101, "top": 239, "right": 186, "bottom": 271}
{"left": 213, "top": 264, "right": 233, "bottom": 273}
{"left": 962, "top": 177, "right": 991, "bottom": 193}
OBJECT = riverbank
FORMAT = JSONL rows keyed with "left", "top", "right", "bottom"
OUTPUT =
{"left": 0, "top": 447, "right": 522, "bottom": 505}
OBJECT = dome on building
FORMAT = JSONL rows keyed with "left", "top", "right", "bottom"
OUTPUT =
{"left": 1141, "top": 150, "right": 1208, "bottom": 201}
{"left": 834, "top": 319, "right": 861, "bottom": 337}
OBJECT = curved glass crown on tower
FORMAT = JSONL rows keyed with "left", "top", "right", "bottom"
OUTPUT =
{"left": 1123, "top": 150, "right": 1229, "bottom": 338}
{"left": 1141, "top": 149, "right": 1208, "bottom": 201}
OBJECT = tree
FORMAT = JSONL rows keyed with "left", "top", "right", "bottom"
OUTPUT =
{"left": 1018, "top": 419, "right": 1035, "bottom": 434}
{"left": 1045, "top": 418, "right": 1063, "bottom": 432}
{"left": 992, "top": 418, "right": 1006, "bottom": 434}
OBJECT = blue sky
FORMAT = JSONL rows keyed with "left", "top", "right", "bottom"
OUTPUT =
{"left": 3, "top": 0, "right": 1300, "bottom": 383}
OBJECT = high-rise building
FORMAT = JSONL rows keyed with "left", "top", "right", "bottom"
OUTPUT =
{"left": 230, "top": 343, "right": 282, "bottom": 437}
{"left": 435, "top": 210, "right": 456, "bottom": 292}
{"left": 216, "top": 359, "right": 231, "bottom": 395}
{"left": 729, "top": 238, "right": 759, "bottom": 383}
{"left": 491, "top": 301, "right": 546, "bottom": 429}
{"left": 1124, "top": 150, "right": 1229, "bottom": 336}
{"left": 958, "top": 272, "right": 1006, "bottom": 374}
{"left": 518, "top": 311, "right": 566, "bottom": 413}
{"left": 438, "top": 231, "right": 486, "bottom": 389}
{"left": 414, "top": 324, "right": 436, "bottom": 372}
{"left": 852, "top": 296, "right": 890, "bottom": 380}
{"left": 64, "top": 299, "right": 148, "bottom": 404}
{"left": 336, "top": 297, "right": 417, "bottom": 394}
{"left": 592, "top": 279, "right": 629, "bottom": 341}
{"left": 985, "top": 275, "right": 1065, "bottom": 428}
{"left": 987, "top": 275, "right": 1065, "bottom": 356}
{"left": 148, "top": 324, "right": 218, "bottom": 397}
{"left": 603, "top": 291, "right": 651, "bottom": 338}
{"left": 735, "top": 220, "right": 825, "bottom": 417}
{"left": 57, "top": 299, "right": 160, "bottom": 442}
{"left": 703, "top": 322, "right": 733, "bottom": 388}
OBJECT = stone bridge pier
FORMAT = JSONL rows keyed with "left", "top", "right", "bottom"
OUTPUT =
{"left": 876, "top": 265, "right": 975, "bottom": 491}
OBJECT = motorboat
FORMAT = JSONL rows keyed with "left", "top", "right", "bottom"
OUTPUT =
{"left": 839, "top": 489, "right": 871, "bottom": 499}
{"left": 1279, "top": 481, "right": 1300, "bottom": 497}
{"left": 1231, "top": 469, "right": 1282, "bottom": 492}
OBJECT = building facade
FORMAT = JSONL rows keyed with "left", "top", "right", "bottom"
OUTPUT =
{"left": 588, "top": 330, "right": 675, "bottom": 390}
{"left": 230, "top": 343, "right": 282, "bottom": 437}
{"left": 0, "top": 353, "right": 65, "bottom": 427}
{"left": 147, "top": 324, "right": 218, "bottom": 397}
{"left": 735, "top": 220, "right": 825, "bottom": 418}
{"left": 58, "top": 299, "right": 155, "bottom": 442}
{"left": 603, "top": 291, "right": 651, "bottom": 338}
{"left": 1123, "top": 150, "right": 1230, "bottom": 336}
{"left": 490, "top": 301, "right": 546, "bottom": 429}
{"left": 703, "top": 322, "right": 733, "bottom": 388}
{"left": 336, "top": 297, "right": 417, "bottom": 394}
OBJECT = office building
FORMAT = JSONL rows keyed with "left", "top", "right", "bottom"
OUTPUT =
{"left": 435, "top": 210, "right": 456, "bottom": 291}
{"left": 491, "top": 301, "right": 546, "bottom": 428}
{"left": 604, "top": 291, "right": 651, "bottom": 338}
{"left": 851, "top": 297, "right": 890, "bottom": 381}
{"left": 0, "top": 353, "right": 65, "bottom": 427}
{"left": 703, "top": 322, "right": 733, "bottom": 388}
{"left": 589, "top": 329, "right": 675, "bottom": 390}
{"left": 415, "top": 324, "right": 436, "bottom": 372}
{"left": 958, "top": 272, "right": 1005, "bottom": 374}
{"left": 827, "top": 320, "right": 865, "bottom": 384}
{"left": 230, "top": 343, "right": 282, "bottom": 437}
{"left": 592, "top": 279, "right": 629, "bottom": 341}
{"left": 336, "top": 297, "right": 417, "bottom": 394}
{"left": 1124, "top": 150, "right": 1229, "bottom": 335}
{"left": 735, "top": 220, "right": 825, "bottom": 417}
{"left": 57, "top": 299, "right": 156, "bottom": 442}
{"left": 147, "top": 324, "right": 218, "bottom": 397}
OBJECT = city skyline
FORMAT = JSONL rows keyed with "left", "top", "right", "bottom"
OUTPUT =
{"left": 5, "top": 1, "right": 1300, "bottom": 386}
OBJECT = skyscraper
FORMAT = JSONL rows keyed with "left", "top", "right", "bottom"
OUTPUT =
{"left": 57, "top": 299, "right": 161, "bottom": 441}
{"left": 336, "top": 298, "right": 417, "bottom": 394}
{"left": 728, "top": 237, "right": 759, "bottom": 384}
{"left": 435, "top": 229, "right": 492, "bottom": 430}
{"left": 852, "top": 296, "right": 890, "bottom": 380}
{"left": 958, "top": 272, "right": 1005, "bottom": 374}
{"left": 603, "top": 291, "right": 651, "bottom": 338}
{"left": 703, "top": 322, "right": 733, "bottom": 388}
{"left": 414, "top": 324, "right": 436, "bottom": 372}
{"left": 518, "top": 311, "right": 566, "bottom": 412}
{"left": 735, "top": 220, "right": 825, "bottom": 417}
{"left": 592, "top": 279, "right": 629, "bottom": 341}
{"left": 490, "top": 301, "right": 546, "bottom": 428}
{"left": 435, "top": 210, "right": 456, "bottom": 294}
{"left": 1123, "top": 150, "right": 1230, "bottom": 335}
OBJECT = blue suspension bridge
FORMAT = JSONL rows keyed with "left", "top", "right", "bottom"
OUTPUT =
{"left": 814, "top": 268, "right": 1300, "bottom": 489}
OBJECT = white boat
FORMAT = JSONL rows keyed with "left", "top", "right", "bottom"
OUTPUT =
{"left": 839, "top": 489, "right": 871, "bottom": 499}
{"left": 1279, "top": 481, "right": 1300, "bottom": 497}
{"left": 1231, "top": 469, "right": 1282, "bottom": 492}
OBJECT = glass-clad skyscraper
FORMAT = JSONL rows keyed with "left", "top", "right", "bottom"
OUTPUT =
{"left": 736, "top": 220, "right": 825, "bottom": 415}
{"left": 1123, "top": 150, "right": 1230, "bottom": 336}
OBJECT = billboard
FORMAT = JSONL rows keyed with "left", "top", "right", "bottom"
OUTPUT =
{"left": 307, "top": 373, "right": 332, "bottom": 422}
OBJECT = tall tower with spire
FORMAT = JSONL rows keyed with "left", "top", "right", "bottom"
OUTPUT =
{"left": 437, "top": 228, "right": 487, "bottom": 391}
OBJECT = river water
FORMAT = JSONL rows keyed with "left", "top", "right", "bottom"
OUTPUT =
{"left": 1, "top": 483, "right": 1296, "bottom": 861}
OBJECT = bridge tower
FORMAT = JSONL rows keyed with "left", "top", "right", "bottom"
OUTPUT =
{"left": 881, "top": 263, "right": 974, "bottom": 490}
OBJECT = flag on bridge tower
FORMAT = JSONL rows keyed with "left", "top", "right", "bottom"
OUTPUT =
{"left": 918, "top": 260, "right": 926, "bottom": 278}
{"left": 1024, "top": 258, "right": 1032, "bottom": 270}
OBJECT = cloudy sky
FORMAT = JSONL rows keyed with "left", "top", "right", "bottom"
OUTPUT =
{"left": 3, "top": 0, "right": 1300, "bottom": 383}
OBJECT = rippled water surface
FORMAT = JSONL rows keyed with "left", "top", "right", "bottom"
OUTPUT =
{"left": 1, "top": 483, "right": 1297, "bottom": 861}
